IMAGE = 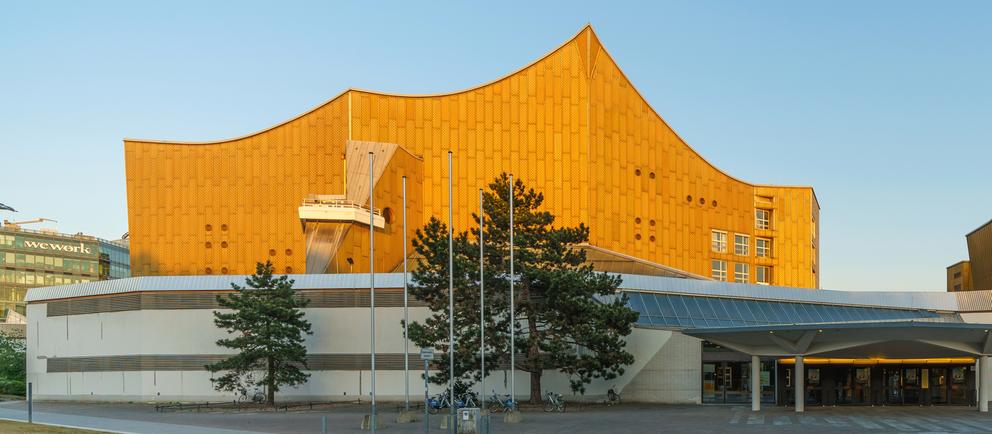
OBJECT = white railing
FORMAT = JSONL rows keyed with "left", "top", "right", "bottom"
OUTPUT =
{"left": 300, "top": 198, "right": 382, "bottom": 217}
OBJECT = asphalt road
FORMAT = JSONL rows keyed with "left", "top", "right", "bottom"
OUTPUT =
{"left": 2, "top": 401, "right": 992, "bottom": 433}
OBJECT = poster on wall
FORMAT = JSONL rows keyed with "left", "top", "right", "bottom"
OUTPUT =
{"left": 808, "top": 368, "right": 820, "bottom": 385}
{"left": 761, "top": 371, "right": 770, "bottom": 387}
{"left": 856, "top": 368, "right": 870, "bottom": 383}
{"left": 953, "top": 367, "right": 966, "bottom": 383}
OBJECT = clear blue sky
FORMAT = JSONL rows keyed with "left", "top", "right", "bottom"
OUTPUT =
{"left": 1, "top": 1, "right": 989, "bottom": 291}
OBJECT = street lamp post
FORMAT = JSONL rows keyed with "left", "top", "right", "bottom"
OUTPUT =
{"left": 368, "top": 152, "right": 377, "bottom": 433}
{"left": 447, "top": 151, "right": 455, "bottom": 434}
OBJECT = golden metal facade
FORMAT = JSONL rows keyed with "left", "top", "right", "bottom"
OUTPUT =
{"left": 124, "top": 26, "right": 819, "bottom": 288}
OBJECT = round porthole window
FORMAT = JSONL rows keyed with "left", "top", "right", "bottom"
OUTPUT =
{"left": 285, "top": 249, "right": 293, "bottom": 256}
{"left": 221, "top": 267, "right": 229, "bottom": 274}
{"left": 635, "top": 169, "right": 642, "bottom": 176}
{"left": 269, "top": 249, "right": 277, "bottom": 256}
{"left": 712, "top": 200, "right": 718, "bottom": 207}
{"left": 635, "top": 234, "right": 642, "bottom": 240}
{"left": 285, "top": 266, "right": 293, "bottom": 274}
{"left": 221, "top": 241, "right": 228, "bottom": 248}
{"left": 649, "top": 235, "right": 656, "bottom": 242}
{"left": 205, "top": 224, "right": 212, "bottom": 231}
{"left": 635, "top": 217, "right": 642, "bottom": 224}
{"left": 205, "top": 267, "right": 213, "bottom": 275}
{"left": 686, "top": 195, "right": 692, "bottom": 202}
{"left": 649, "top": 219, "right": 656, "bottom": 226}
{"left": 649, "top": 172, "right": 656, "bottom": 179}
{"left": 221, "top": 224, "right": 228, "bottom": 231}
{"left": 699, "top": 197, "right": 706, "bottom": 205}
{"left": 205, "top": 242, "right": 212, "bottom": 249}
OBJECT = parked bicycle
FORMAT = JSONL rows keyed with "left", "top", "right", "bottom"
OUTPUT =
{"left": 427, "top": 391, "right": 480, "bottom": 413}
{"left": 237, "top": 387, "right": 265, "bottom": 404}
{"left": 544, "top": 391, "right": 566, "bottom": 413}
{"left": 459, "top": 391, "right": 480, "bottom": 408}
{"left": 427, "top": 391, "right": 450, "bottom": 414}
{"left": 488, "top": 389, "right": 516, "bottom": 413}
{"left": 606, "top": 385, "right": 621, "bottom": 406}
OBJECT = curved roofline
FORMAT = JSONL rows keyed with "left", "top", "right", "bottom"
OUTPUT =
{"left": 122, "top": 25, "right": 816, "bottom": 193}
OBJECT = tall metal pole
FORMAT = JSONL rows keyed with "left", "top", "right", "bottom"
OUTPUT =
{"left": 447, "top": 151, "right": 455, "bottom": 433}
{"left": 403, "top": 176, "right": 410, "bottom": 411}
{"left": 368, "top": 152, "right": 377, "bottom": 433}
{"left": 508, "top": 174, "right": 515, "bottom": 409}
{"left": 479, "top": 188, "right": 486, "bottom": 411}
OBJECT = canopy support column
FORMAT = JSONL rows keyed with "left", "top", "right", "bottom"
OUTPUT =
{"left": 981, "top": 355, "right": 990, "bottom": 412}
{"left": 751, "top": 355, "right": 760, "bottom": 411}
{"left": 795, "top": 355, "right": 804, "bottom": 413}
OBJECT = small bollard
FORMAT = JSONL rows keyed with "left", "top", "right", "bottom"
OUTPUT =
{"left": 27, "top": 382, "right": 32, "bottom": 424}
{"left": 321, "top": 415, "right": 327, "bottom": 434}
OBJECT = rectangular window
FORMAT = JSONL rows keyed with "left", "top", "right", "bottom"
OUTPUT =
{"left": 711, "top": 230, "right": 727, "bottom": 253}
{"left": 756, "top": 209, "right": 771, "bottom": 230}
{"left": 756, "top": 266, "right": 771, "bottom": 285}
{"left": 734, "top": 263, "right": 750, "bottom": 283}
{"left": 756, "top": 238, "right": 772, "bottom": 258}
{"left": 734, "top": 234, "right": 750, "bottom": 256}
{"left": 711, "top": 260, "right": 727, "bottom": 281}
{"left": 953, "top": 271, "right": 962, "bottom": 279}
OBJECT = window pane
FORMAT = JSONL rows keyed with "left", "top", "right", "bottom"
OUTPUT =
{"left": 733, "top": 300, "right": 755, "bottom": 322}
{"left": 685, "top": 297, "right": 708, "bottom": 322}
{"left": 627, "top": 292, "right": 646, "bottom": 315}
{"left": 757, "top": 302, "right": 780, "bottom": 323}
{"left": 644, "top": 294, "right": 663, "bottom": 317}
{"left": 656, "top": 295, "right": 677, "bottom": 318}
{"left": 746, "top": 300, "right": 768, "bottom": 322}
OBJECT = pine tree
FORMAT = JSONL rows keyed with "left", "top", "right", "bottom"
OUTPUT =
{"left": 407, "top": 174, "right": 638, "bottom": 404}
{"left": 206, "top": 261, "right": 313, "bottom": 405}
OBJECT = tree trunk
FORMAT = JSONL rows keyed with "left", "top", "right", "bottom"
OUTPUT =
{"left": 527, "top": 314, "right": 542, "bottom": 404}
{"left": 530, "top": 370, "right": 542, "bottom": 404}
{"left": 267, "top": 357, "right": 275, "bottom": 406}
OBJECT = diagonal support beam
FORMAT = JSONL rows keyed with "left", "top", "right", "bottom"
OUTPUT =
{"left": 768, "top": 330, "right": 817, "bottom": 355}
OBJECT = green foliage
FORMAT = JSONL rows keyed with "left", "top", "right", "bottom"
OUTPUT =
{"left": 407, "top": 173, "right": 638, "bottom": 403}
{"left": 205, "top": 261, "right": 313, "bottom": 405}
{"left": 0, "top": 333, "right": 25, "bottom": 396}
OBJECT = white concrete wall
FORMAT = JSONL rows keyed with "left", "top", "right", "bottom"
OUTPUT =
{"left": 27, "top": 302, "right": 699, "bottom": 403}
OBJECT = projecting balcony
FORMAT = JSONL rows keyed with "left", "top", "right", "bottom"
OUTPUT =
{"left": 298, "top": 195, "right": 384, "bottom": 229}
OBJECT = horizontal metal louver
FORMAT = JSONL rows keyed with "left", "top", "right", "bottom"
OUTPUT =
{"left": 45, "top": 353, "right": 457, "bottom": 373}
{"left": 45, "top": 289, "right": 426, "bottom": 316}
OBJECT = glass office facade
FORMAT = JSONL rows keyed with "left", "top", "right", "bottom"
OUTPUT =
{"left": 625, "top": 291, "right": 941, "bottom": 329}
{"left": 0, "top": 227, "right": 130, "bottom": 319}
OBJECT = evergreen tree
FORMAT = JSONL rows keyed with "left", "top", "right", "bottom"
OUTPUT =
{"left": 206, "top": 261, "right": 312, "bottom": 405}
{"left": 407, "top": 174, "right": 638, "bottom": 404}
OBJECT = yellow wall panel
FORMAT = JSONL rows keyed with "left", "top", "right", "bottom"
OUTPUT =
{"left": 124, "top": 26, "right": 818, "bottom": 288}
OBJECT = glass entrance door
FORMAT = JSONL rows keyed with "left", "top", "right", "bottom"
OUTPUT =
{"left": 929, "top": 368, "right": 948, "bottom": 405}
{"left": 903, "top": 368, "right": 921, "bottom": 404}
{"left": 703, "top": 361, "right": 770, "bottom": 404}
{"left": 884, "top": 367, "right": 903, "bottom": 404}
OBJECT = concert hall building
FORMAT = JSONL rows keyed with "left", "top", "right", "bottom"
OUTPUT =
{"left": 24, "top": 26, "right": 992, "bottom": 412}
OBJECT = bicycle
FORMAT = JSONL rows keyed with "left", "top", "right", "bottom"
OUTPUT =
{"left": 543, "top": 391, "right": 566, "bottom": 413}
{"left": 606, "top": 385, "right": 621, "bottom": 406}
{"left": 427, "top": 392, "right": 450, "bottom": 414}
{"left": 237, "top": 387, "right": 265, "bottom": 404}
{"left": 488, "top": 389, "right": 516, "bottom": 413}
{"left": 459, "top": 391, "right": 480, "bottom": 408}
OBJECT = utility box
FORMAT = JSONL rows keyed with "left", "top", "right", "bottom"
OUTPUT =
{"left": 457, "top": 407, "right": 482, "bottom": 434}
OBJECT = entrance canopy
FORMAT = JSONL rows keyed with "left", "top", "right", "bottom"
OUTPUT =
{"left": 683, "top": 321, "right": 992, "bottom": 358}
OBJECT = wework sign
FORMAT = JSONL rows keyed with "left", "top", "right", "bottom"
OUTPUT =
{"left": 22, "top": 240, "right": 93, "bottom": 254}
